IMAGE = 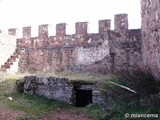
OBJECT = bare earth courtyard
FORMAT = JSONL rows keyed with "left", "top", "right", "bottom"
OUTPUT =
{"left": 0, "top": 104, "right": 23, "bottom": 120}
{"left": 0, "top": 104, "right": 92, "bottom": 120}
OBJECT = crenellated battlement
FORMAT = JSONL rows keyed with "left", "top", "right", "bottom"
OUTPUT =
{"left": 8, "top": 28, "right": 18, "bottom": 36}
{"left": 0, "top": 13, "right": 142, "bottom": 73}
{"left": 114, "top": 14, "right": 128, "bottom": 32}
{"left": 9, "top": 13, "right": 141, "bottom": 50}
{"left": 6, "top": 14, "right": 132, "bottom": 40}
{"left": 3, "top": 0, "right": 159, "bottom": 77}
{"left": 56, "top": 23, "right": 66, "bottom": 37}
{"left": 23, "top": 26, "right": 31, "bottom": 39}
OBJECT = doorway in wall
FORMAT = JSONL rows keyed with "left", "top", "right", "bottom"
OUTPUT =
{"left": 75, "top": 89, "right": 92, "bottom": 107}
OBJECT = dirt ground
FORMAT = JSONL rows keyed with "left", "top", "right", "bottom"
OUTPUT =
{"left": 0, "top": 105, "right": 92, "bottom": 120}
{"left": 0, "top": 104, "right": 24, "bottom": 120}
{"left": 42, "top": 109, "right": 92, "bottom": 120}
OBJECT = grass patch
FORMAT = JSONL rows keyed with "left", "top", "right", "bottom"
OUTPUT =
{"left": 55, "top": 71, "right": 120, "bottom": 92}
{"left": 6, "top": 93, "right": 70, "bottom": 117}
{"left": 82, "top": 104, "right": 106, "bottom": 120}
{"left": 1, "top": 70, "right": 160, "bottom": 120}
{"left": 0, "top": 78, "right": 70, "bottom": 119}
{"left": 54, "top": 71, "right": 114, "bottom": 81}
{"left": 0, "top": 73, "right": 106, "bottom": 120}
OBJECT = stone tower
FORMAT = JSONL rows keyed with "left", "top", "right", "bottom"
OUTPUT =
{"left": 141, "top": 0, "right": 160, "bottom": 78}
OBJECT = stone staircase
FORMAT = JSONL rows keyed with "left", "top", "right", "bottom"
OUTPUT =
{"left": 0, "top": 49, "right": 20, "bottom": 73}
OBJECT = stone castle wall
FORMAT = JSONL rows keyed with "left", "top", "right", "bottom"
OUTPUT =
{"left": 5, "top": 0, "right": 160, "bottom": 76}
{"left": 12, "top": 14, "right": 141, "bottom": 73}
{"left": 0, "top": 13, "right": 142, "bottom": 73}
{"left": 141, "top": 0, "right": 160, "bottom": 78}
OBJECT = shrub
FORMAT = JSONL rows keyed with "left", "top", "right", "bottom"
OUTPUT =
{"left": 15, "top": 80, "right": 24, "bottom": 93}
{"left": 117, "top": 69, "right": 160, "bottom": 96}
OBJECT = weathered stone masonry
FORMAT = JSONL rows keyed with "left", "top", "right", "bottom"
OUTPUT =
{"left": 141, "top": 0, "right": 160, "bottom": 78}
{"left": 5, "top": 0, "right": 160, "bottom": 77}
{"left": 14, "top": 14, "right": 141, "bottom": 73}
{"left": 23, "top": 76, "right": 104, "bottom": 106}
{"left": 24, "top": 76, "right": 73, "bottom": 104}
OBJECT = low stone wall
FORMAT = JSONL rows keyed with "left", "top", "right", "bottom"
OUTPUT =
{"left": 92, "top": 90, "right": 105, "bottom": 105}
{"left": 24, "top": 76, "right": 73, "bottom": 104}
{"left": 18, "top": 75, "right": 160, "bottom": 112}
{"left": 22, "top": 76, "right": 105, "bottom": 106}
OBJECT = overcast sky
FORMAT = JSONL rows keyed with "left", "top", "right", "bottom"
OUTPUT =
{"left": 0, "top": 0, "right": 141, "bottom": 36}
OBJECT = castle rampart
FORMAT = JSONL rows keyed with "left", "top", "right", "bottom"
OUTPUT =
{"left": 0, "top": 13, "right": 142, "bottom": 73}
{"left": 19, "top": 14, "right": 141, "bottom": 73}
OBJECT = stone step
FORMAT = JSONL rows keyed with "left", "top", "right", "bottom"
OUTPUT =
{"left": 7, "top": 56, "right": 17, "bottom": 62}
{"left": 0, "top": 49, "right": 20, "bottom": 73}
{"left": 0, "top": 68, "right": 7, "bottom": 72}
{"left": 8, "top": 58, "right": 16, "bottom": 63}
{"left": 4, "top": 65, "right": 10, "bottom": 69}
